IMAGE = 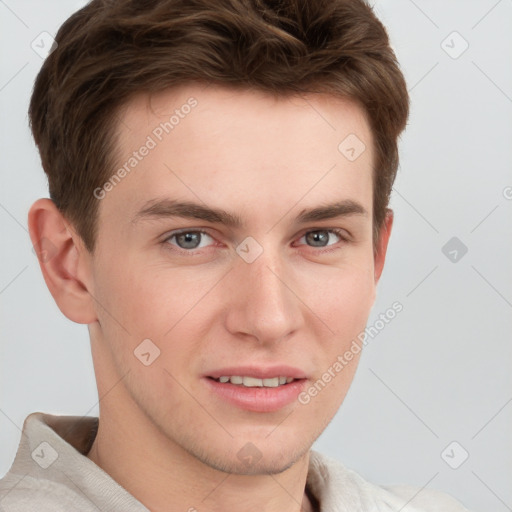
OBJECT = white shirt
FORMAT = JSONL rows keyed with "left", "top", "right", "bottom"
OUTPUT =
{"left": 0, "top": 412, "right": 470, "bottom": 511}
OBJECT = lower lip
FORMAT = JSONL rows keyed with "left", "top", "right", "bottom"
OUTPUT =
{"left": 204, "top": 378, "right": 307, "bottom": 413}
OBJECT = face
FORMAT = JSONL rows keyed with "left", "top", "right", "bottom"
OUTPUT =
{"left": 85, "top": 84, "right": 385, "bottom": 475}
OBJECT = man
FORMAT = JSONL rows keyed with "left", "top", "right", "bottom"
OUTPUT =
{"left": 0, "top": 0, "right": 470, "bottom": 510}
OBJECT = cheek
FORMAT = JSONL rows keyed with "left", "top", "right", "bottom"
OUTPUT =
{"left": 302, "top": 258, "right": 376, "bottom": 339}
{"left": 102, "top": 263, "right": 223, "bottom": 374}
{"left": 94, "top": 252, "right": 199, "bottom": 331}
{"left": 89, "top": 255, "right": 174, "bottom": 352}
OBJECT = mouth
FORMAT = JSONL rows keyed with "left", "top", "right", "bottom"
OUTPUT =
{"left": 209, "top": 375, "right": 296, "bottom": 387}
{"left": 203, "top": 367, "right": 307, "bottom": 412}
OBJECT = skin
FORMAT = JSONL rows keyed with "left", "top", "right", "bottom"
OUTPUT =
{"left": 28, "top": 84, "right": 393, "bottom": 512}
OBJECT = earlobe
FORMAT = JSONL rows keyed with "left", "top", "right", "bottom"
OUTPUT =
{"left": 28, "top": 198, "right": 97, "bottom": 324}
{"left": 373, "top": 209, "right": 393, "bottom": 284}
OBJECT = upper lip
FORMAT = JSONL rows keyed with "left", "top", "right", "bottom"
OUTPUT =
{"left": 206, "top": 365, "right": 307, "bottom": 380}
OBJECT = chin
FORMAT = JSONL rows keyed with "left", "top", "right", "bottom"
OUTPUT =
{"left": 192, "top": 443, "right": 311, "bottom": 476}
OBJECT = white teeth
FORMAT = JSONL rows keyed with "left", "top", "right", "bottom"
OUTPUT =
{"left": 243, "top": 376, "right": 263, "bottom": 387}
{"left": 216, "top": 376, "right": 295, "bottom": 387}
{"left": 262, "top": 377, "right": 279, "bottom": 387}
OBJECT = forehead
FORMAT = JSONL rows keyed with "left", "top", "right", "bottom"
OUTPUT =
{"left": 101, "top": 84, "right": 374, "bottom": 228}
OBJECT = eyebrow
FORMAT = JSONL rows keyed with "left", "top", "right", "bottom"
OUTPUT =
{"left": 132, "top": 198, "right": 368, "bottom": 228}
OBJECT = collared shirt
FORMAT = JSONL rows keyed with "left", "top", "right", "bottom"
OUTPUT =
{"left": 0, "top": 412, "right": 470, "bottom": 511}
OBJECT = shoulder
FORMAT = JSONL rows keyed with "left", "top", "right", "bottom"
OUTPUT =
{"left": 382, "top": 484, "right": 471, "bottom": 511}
{"left": 0, "top": 473, "right": 97, "bottom": 512}
{"left": 308, "top": 451, "right": 471, "bottom": 512}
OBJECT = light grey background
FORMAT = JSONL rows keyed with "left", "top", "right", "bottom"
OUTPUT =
{"left": 1, "top": 1, "right": 511, "bottom": 511}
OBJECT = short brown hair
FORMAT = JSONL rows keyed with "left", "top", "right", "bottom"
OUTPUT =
{"left": 29, "top": 0, "right": 409, "bottom": 252}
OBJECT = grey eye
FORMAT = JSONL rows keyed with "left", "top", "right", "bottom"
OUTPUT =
{"left": 176, "top": 232, "right": 202, "bottom": 249}
{"left": 166, "top": 231, "right": 214, "bottom": 250}
{"left": 303, "top": 230, "right": 341, "bottom": 247}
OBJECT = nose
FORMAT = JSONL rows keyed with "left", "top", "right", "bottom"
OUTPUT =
{"left": 223, "top": 247, "right": 304, "bottom": 344}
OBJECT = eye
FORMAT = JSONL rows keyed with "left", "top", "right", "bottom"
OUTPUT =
{"left": 297, "top": 229, "right": 345, "bottom": 248}
{"left": 163, "top": 230, "right": 215, "bottom": 250}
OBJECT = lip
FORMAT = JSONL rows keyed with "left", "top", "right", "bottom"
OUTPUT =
{"left": 203, "top": 365, "right": 307, "bottom": 413}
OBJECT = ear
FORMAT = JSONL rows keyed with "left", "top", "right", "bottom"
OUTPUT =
{"left": 373, "top": 208, "right": 393, "bottom": 284}
{"left": 28, "top": 198, "right": 97, "bottom": 324}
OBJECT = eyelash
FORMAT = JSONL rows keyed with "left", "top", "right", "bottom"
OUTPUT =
{"left": 161, "top": 228, "right": 349, "bottom": 255}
